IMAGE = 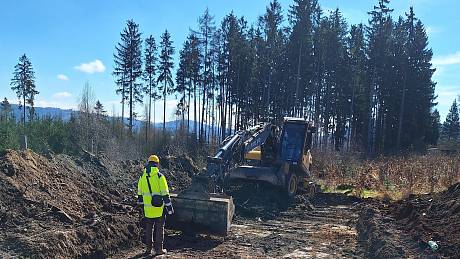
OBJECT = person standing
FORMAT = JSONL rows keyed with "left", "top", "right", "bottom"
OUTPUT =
{"left": 137, "top": 155, "right": 174, "bottom": 256}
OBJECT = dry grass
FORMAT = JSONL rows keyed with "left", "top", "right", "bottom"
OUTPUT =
{"left": 312, "top": 151, "right": 460, "bottom": 200}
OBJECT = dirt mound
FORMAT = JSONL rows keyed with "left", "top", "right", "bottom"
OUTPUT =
{"left": 160, "top": 155, "right": 197, "bottom": 192}
{"left": 0, "top": 149, "right": 141, "bottom": 258}
{"left": 225, "top": 181, "right": 290, "bottom": 220}
{"left": 391, "top": 182, "right": 460, "bottom": 257}
{"left": 357, "top": 205, "right": 412, "bottom": 258}
{"left": 226, "top": 180, "right": 337, "bottom": 221}
{"left": 357, "top": 183, "right": 460, "bottom": 258}
{"left": 0, "top": 150, "right": 196, "bottom": 258}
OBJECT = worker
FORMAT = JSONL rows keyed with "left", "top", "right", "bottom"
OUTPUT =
{"left": 137, "top": 155, "right": 174, "bottom": 256}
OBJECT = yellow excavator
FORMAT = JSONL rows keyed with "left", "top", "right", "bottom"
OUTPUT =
{"left": 167, "top": 117, "right": 316, "bottom": 236}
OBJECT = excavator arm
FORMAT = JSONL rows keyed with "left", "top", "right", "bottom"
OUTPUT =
{"left": 205, "top": 123, "right": 275, "bottom": 184}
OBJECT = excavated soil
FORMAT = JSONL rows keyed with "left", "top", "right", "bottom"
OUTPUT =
{"left": 391, "top": 183, "right": 460, "bottom": 258}
{"left": 0, "top": 150, "right": 195, "bottom": 258}
{"left": 357, "top": 183, "right": 460, "bottom": 258}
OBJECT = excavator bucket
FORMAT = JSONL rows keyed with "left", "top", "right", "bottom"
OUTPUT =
{"left": 166, "top": 178, "right": 235, "bottom": 236}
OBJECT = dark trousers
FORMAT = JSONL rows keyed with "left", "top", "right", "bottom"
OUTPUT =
{"left": 144, "top": 214, "right": 166, "bottom": 252}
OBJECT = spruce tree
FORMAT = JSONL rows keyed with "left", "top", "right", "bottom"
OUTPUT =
{"left": 94, "top": 100, "right": 106, "bottom": 116}
{"left": 11, "top": 54, "right": 39, "bottom": 125}
{"left": 176, "top": 40, "right": 191, "bottom": 131}
{"left": 197, "top": 8, "right": 216, "bottom": 142}
{"left": 187, "top": 33, "right": 201, "bottom": 137}
{"left": 157, "top": 30, "right": 175, "bottom": 135}
{"left": 443, "top": 100, "right": 460, "bottom": 140}
{"left": 261, "top": 0, "right": 285, "bottom": 121}
{"left": 114, "top": 19, "right": 143, "bottom": 133}
{"left": 366, "top": 0, "right": 393, "bottom": 155}
{"left": 143, "top": 35, "right": 158, "bottom": 144}
{"left": 287, "top": 0, "right": 317, "bottom": 117}
{"left": 348, "top": 24, "right": 370, "bottom": 150}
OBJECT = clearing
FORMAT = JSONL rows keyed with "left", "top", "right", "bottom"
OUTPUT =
{"left": 0, "top": 150, "right": 458, "bottom": 258}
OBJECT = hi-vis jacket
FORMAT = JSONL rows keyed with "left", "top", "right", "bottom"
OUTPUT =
{"left": 137, "top": 166, "right": 170, "bottom": 218}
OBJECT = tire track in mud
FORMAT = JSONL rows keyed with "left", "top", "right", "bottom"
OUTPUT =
{"left": 113, "top": 193, "right": 365, "bottom": 258}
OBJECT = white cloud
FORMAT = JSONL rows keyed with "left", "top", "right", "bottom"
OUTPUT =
{"left": 74, "top": 59, "right": 106, "bottom": 74}
{"left": 435, "top": 85, "right": 460, "bottom": 120}
{"left": 52, "top": 92, "right": 72, "bottom": 99}
{"left": 35, "top": 99, "right": 77, "bottom": 110}
{"left": 433, "top": 66, "right": 445, "bottom": 79}
{"left": 432, "top": 51, "right": 460, "bottom": 66}
{"left": 57, "top": 74, "right": 69, "bottom": 81}
{"left": 426, "top": 26, "right": 442, "bottom": 36}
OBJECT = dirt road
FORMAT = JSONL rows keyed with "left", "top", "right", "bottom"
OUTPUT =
{"left": 113, "top": 193, "right": 364, "bottom": 258}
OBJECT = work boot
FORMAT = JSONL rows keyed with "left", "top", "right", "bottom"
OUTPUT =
{"left": 155, "top": 249, "right": 167, "bottom": 256}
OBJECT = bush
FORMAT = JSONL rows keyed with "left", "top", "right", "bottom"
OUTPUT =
{"left": 313, "top": 151, "right": 460, "bottom": 199}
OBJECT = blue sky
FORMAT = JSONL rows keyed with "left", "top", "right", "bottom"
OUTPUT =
{"left": 1, "top": 0, "right": 459, "bottom": 122}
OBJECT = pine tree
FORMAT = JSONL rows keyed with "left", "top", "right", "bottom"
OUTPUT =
{"left": 197, "top": 8, "right": 216, "bottom": 143}
{"left": 287, "top": 0, "right": 318, "bottom": 117}
{"left": 348, "top": 23, "right": 370, "bottom": 150}
{"left": 366, "top": 0, "right": 393, "bottom": 155}
{"left": 176, "top": 40, "right": 190, "bottom": 131}
{"left": 247, "top": 25, "right": 266, "bottom": 126}
{"left": 10, "top": 54, "right": 39, "bottom": 125}
{"left": 399, "top": 8, "right": 436, "bottom": 151}
{"left": 143, "top": 35, "right": 158, "bottom": 145}
{"left": 394, "top": 15, "right": 410, "bottom": 152}
{"left": 114, "top": 19, "right": 143, "bottom": 133}
{"left": 157, "top": 30, "right": 175, "bottom": 135}
{"left": 314, "top": 9, "right": 350, "bottom": 151}
{"left": 216, "top": 22, "right": 229, "bottom": 140}
{"left": 209, "top": 28, "right": 221, "bottom": 141}
{"left": 261, "top": 0, "right": 285, "bottom": 121}
{"left": 186, "top": 33, "right": 202, "bottom": 137}
{"left": 443, "top": 100, "right": 460, "bottom": 140}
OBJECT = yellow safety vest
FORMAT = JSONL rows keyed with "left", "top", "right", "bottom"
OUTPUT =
{"left": 137, "top": 167, "right": 170, "bottom": 218}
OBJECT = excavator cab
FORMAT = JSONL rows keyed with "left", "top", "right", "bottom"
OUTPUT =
{"left": 280, "top": 118, "right": 316, "bottom": 175}
{"left": 276, "top": 118, "right": 316, "bottom": 197}
{"left": 280, "top": 119, "right": 308, "bottom": 162}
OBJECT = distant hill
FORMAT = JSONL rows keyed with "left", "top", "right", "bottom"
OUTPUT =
{"left": 8, "top": 104, "right": 216, "bottom": 133}
{"left": 11, "top": 104, "right": 74, "bottom": 121}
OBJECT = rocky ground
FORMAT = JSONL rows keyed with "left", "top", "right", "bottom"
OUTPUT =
{"left": 0, "top": 150, "right": 458, "bottom": 258}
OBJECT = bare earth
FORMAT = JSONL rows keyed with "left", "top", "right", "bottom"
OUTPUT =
{"left": 113, "top": 193, "right": 364, "bottom": 259}
{"left": 1, "top": 150, "right": 458, "bottom": 258}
